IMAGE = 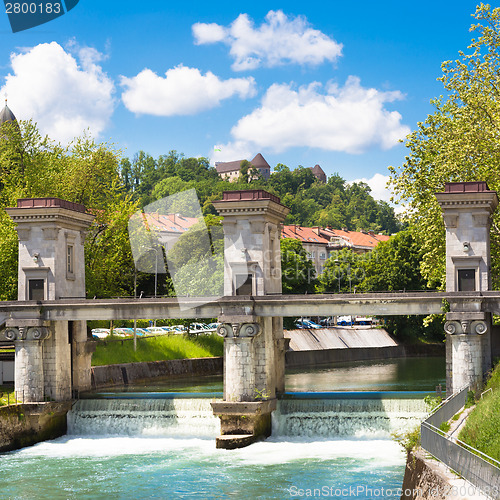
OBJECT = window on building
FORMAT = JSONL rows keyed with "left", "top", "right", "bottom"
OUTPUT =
{"left": 320, "top": 252, "right": 326, "bottom": 260}
{"left": 67, "top": 244, "right": 74, "bottom": 277}
{"left": 235, "top": 274, "right": 253, "bottom": 295}
{"left": 458, "top": 269, "right": 476, "bottom": 291}
{"left": 28, "top": 279, "right": 45, "bottom": 300}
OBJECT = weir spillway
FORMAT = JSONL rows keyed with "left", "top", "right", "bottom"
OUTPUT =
{"left": 68, "top": 393, "right": 429, "bottom": 439}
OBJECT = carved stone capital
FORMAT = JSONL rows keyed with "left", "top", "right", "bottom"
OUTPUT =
{"left": 2, "top": 327, "right": 19, "bottom": 341}
{"left": 216, "top": 322, "right": 261, "bottom": 338}
{"left": 471, "top": 320, "right": 488, "bottom": 335}
{"left": 1, "top": 326, "right": 50, "bottom": 341}
{"left": 460, "top": 320, "right": 471, "bottom": 334}
{"left": 27, "top": 326, "right": 51, "bottom": 340}
{"left": 444, "top": 319, "right": 487, "bottom": 336}
{"left": 444, "top": 321, "right": 461, "bottom": 335}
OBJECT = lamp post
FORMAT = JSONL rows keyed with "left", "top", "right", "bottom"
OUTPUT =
{"left": 334, "top": 259, "right": 341, "bottom": 293}
{"left": 145, "top": 246, "right": 160, "bottom": 328}
{"left": 133, "top": 266, "right": 137, "bottom": 351}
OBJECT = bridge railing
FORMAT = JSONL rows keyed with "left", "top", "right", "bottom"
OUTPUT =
{"left": 420, "top": 386, "right": 500, "bottom": 498}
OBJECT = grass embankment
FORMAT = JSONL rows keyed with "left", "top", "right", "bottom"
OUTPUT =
{"left": 459, "top": 363, "right": 500, "bottom": 461}
{"left": 0, "top": 385, "right": 17, "bottom": 407}
{"left": 91, "top": 333, "right": 224, "bottom": 366}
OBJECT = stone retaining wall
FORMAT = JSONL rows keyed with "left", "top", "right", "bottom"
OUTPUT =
{"left": 286, "top": 345, "right": 406, "bottom": 367}
{"left": 0, "top": 401, "right": 72, "bottom": 453}
{"left": 91, "top": 356, "right": 223, "bottom": 389}
{"left": 401, "top": 448, "right": 489, "bottom": 499}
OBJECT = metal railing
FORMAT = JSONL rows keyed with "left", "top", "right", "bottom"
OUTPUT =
{"left": 0, "top": 387, "right": 56, "bottom": 407}
{"left": 421, "top": 386, "right": 500, "bottom": 498}
{"left": 426, "top": 385, "right": 469, "bottom": 428}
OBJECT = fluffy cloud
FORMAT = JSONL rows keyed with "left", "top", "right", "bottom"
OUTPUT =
{"left": 193, "top": 10, "right": 342, "bottom": 71}
{"left": 351, "top": 172, "right": 406, "bottom": 213}
{"left": 1, "top": 42, "right": 114, "bottom": 143}
{"left": 351, "top": 173, "right": 392, "bottom": 202}
{"left": 211, "top": 140, "right": 253, "bottom": 163}
{"left": 120, "top": 65, "right": 256, "bottom": 116}
{"left": 223, "top": 76, "right": 410, "bottom": 154}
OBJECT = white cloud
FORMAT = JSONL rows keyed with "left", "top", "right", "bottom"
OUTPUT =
{"left": 210, "top": 140, "right": 252, "bottom": 164}
{"left": 192, "top": 22, "right": 226, "bottom": 44}
{"left": 193, "top": 10, "right": 342, "bottom": 71}
{"left": 222, "top": 76, "right": 410, "bottom": 154}
{"left": 120, "top": 65, "right": 256, "bottom": 116}
{"left": 351, "top": 173, "right": 392, "bottom": 202}
{"left": 1, "top": 42, "right": 115, "bottom": 143}
{"left": 351, "top": 172, "right": 406, "bottom": 214}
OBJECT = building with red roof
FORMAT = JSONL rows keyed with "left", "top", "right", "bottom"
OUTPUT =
{"left": 282, "top": 224, "right": 390, "bottom": 275}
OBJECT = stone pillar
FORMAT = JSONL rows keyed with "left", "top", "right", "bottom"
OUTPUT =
{"left": 436, "top": 182, "right": 498, "bottom": 394}
{"left": 3, "top": 326, "right": 50, "bottom": 402}
{"left": 72, "top": 320, "right": 96, "bottom": 394}
{"left": 5, "top": 198, "right": 95, "bottom": 401}
{"left": 444, "top": 319, "right": 488, "bottom": 393}
{"left": 211, "top": 190, "right": 289, "bottom": 449}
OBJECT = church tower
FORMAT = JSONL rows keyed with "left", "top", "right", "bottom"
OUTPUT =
{"left": 0, "top": 98, "right": 18, "bottom": 127}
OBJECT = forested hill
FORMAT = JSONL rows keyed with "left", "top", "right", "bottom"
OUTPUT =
{"left": 121, "top": 151, "right": 401, "bottom": 235}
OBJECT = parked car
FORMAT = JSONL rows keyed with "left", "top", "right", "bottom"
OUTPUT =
{"left": 337, "top": 316, "right": 353, "bottom": 326}
{"left": 144, "top": 326, "right": 168, "bottom": 335}
{"left": 295, "top": 318, "right": 321, "bottom": 329}
{"left": 91, "top": 328, "right": 110, "bottom": 339}
{"left": 353, "top": 316, "right": 373, "bottom": 326}
{"left": 319, "top": 317, "right": 335, "bottom": 327}
{"left": 189, "top": 322, "right": 210, "bottom": 333}
{"left": 205, "top": 322, "right": 220, "bottom": 332}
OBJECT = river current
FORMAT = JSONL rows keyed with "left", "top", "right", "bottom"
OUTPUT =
{"left": 1, "top": 357, "right": 445, "bottom": 500}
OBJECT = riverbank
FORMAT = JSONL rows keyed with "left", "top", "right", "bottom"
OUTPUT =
{"left": 91, "top": 333, "right": 223, "bottom": 366}
{"left": 402, "top": 448, "right": 489, "bottom": 499}
{"left": 91, "top": 356, "right": 223, "bottom": 389}
{"left": 0, "top": 401, "right": 72, "bottom": 453}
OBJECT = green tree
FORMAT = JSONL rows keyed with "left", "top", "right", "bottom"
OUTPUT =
{"left": 280, "top": 238, "right": 316, "bottom": 293}
{"left": 165, "top": 215, "right": 224, "bottom": 297}
{"left": 389, "top": 4, "right": 500, "bottom": 288}
{"left": 316, "top": 248, "right": 365, "bottom": 294}
{"left": 359, "top": 230, "right": 425, "bottom": 292}
{"left": 0, "top": 120, "right": 138, "bottom": 300}
{"left": 358, "top": 230, "right": 443, "bottom": 342}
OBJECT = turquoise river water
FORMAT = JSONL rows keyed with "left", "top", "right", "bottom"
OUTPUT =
{"left": 1, "top": 357, "right": 445, "bottom": 500}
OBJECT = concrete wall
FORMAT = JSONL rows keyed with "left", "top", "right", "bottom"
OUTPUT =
{"left": 91, "top": 357, "right": 223, "bottom": 389}
{"left": 401, "top": 448, "right": 490, "bottom": 499}
{"left": 0, "top": 401, "right": 72, "bottom": 453}
{"left": 285, "top": 327, "right": 398, "bottom": 351}
{"left": 285, "top": 345, "right": 407, "bottom": 367}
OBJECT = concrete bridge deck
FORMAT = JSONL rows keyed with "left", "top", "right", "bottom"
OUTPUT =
{"left": 1, "top": 291, "right": 499, "bottom": 323}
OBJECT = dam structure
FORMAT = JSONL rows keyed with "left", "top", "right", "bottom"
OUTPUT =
{"left": 0, "top": 182, "right": 499, "bottom": 448}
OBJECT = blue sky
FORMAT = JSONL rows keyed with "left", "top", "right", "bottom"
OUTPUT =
{"left": 0, "top": 1, "right": 483, "bottom": 203}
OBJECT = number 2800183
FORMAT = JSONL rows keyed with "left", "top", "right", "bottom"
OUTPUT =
{"left": 5, "top": 2, "right": 62, "bottom": 14}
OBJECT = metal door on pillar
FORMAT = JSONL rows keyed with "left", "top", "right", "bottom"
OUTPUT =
{"left": 458, "top": 269, "right": 476, "bottom": 291}
{"left": 28, "top": 279, "right": 45, "bottom": 300}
